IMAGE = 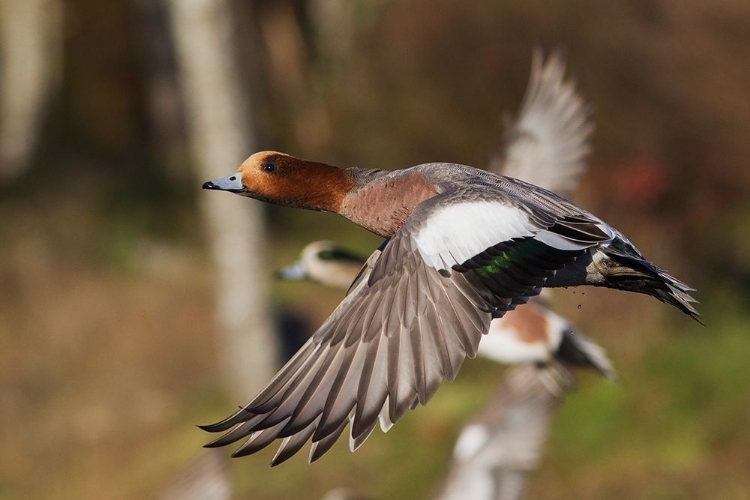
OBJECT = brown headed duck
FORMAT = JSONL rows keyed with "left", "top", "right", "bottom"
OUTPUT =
{"left": 199, "top": 51, "right": 699, "bottom": 465}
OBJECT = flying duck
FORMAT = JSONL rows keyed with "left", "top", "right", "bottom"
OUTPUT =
{"left": 201, "top": 152, "right": 697, "bottom": 463}
{"left": 200, "top": 53, "right": 699, "bottom": 465}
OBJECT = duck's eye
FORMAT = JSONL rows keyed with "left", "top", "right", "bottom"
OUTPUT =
{"left": 262, "top": 162, "right": 276, "bottom": 173}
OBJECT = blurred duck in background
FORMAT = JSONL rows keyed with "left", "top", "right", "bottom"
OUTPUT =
{"left": 276, "top": 240, "right": 367, "bottom": 290}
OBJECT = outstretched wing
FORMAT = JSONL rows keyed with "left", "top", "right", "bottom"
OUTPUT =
{"left": 201, "top": 188, "right": 612, "bottom": 465}
{"left": 490, "top": 48, "right": 593, "bottom": 198}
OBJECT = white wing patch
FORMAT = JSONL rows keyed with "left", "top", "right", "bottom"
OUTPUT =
{"left": 539, "top": 308, "right": 567, "bottom": 349}
{"left": 535, "top": 230, "right": 590, "bottom": 251}
{"left": 414, "top": 201, "right": 535, "bottom": 270}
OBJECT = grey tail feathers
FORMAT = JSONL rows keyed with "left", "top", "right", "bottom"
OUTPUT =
{"left": 596, "top": 240, "right": 702, "bottom": 324}
{"left": 555, "top": 329, "right": 618, "bottom": 380}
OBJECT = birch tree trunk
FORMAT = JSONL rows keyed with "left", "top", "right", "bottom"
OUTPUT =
{"left": 168, "top": 0, "right": 276, "bottom": 399}
{"left": 0, "top": 0, "right": 62, "bottom": 181}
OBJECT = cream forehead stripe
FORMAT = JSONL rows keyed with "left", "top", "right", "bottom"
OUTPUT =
{"left": 414, "top": 201, "right": 535, "bottom": 270}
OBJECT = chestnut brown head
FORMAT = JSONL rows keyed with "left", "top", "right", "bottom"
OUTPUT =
{"left": 203, "top": 151, "right": 353, "bottom": 212}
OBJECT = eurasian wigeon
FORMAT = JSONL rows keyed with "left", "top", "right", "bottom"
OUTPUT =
{"left": 201, "top": 151, "right": 697, "bottom": 462}
{"left": 200, "top": 55, "right": 699, "bottom": 464}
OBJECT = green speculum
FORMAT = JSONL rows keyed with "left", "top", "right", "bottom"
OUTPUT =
{"left": 475, "top": 239, "right": 546, "bottom": 277}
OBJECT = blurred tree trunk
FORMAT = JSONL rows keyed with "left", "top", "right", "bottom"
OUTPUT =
{"left": 308, "top": 0, "right": 357, "bottom": 69}
{"left": 130, "top": 0, "right": 188, "bottom": 177}
{"left": 0, "top": 0, "right": 62, "bottom": 181}
{"left": 168, "top": 0, "right": 276, "bottom": 399}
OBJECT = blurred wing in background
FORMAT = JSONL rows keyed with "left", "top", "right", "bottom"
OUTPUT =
{"left": 436, "top": 364, "right": 565, "bottom": 500}
{"left": 158, "top": 450, "right": 232, "bottom": 500}
{"left": 490, "top": 49, "right": 593, "bottom": 198}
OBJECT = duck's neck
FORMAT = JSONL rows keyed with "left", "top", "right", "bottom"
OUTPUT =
{"left": 279, "top": 159, "right": 356, "bottom": 213}
{"left": 340, "top": 168, "right": 438, "bottom": 238}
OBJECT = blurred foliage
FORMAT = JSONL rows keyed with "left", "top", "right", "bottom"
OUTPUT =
{"left": 1, "top": 0, "right": 749, "bottom": 498}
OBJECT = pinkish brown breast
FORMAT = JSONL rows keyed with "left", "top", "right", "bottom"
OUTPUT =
{"left": 340, "top": 171, "right": 438, "bottom": 238}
